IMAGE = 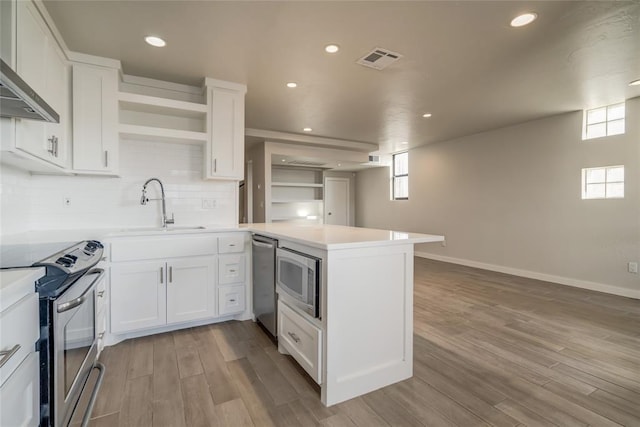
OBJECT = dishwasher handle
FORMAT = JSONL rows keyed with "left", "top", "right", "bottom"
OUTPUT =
{"left": 252, "top": 240, "right": 275, "bottom": 249}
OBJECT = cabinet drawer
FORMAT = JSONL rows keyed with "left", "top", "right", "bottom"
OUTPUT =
{"left": 218, "top": 254, "right": 245, "bottom": 285}
{"left": 278, "top": 300, "right": 322, "bottom": 384}
{"left": 0, "top": 293, "right": 38, "bottom": 387}
{"left": 218, "top": 285, "right": 245, "bottom": 316}
{"left": 218, "top": 234, "right": 245, "bottom": 253}
{"left": 0, "top": 351, "right": 39, "bottom": 427}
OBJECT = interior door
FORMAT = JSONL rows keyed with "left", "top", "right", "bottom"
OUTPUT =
{"left": 324, "top": 177, "right": 350, "bottom": 225}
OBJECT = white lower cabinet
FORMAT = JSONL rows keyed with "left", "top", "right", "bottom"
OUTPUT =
{"left": 0, "top": 272, "right": 41, "bottom": 427}
{"left": 166, "top": 257, "right": 216, "bottom": 324}
{"left": 110, "top": 256, "right": 216, "bottom": 334}
{"left": 0, "top": 352, "right": 39, "bottom": 427}
{"left": 218, "top": 284, "right": 245, "bottom": 316}
{"left": 110, "top": 260, "right": 167, "bottom": 334}
{"left": 278, "top": 300, "right": 322, "bottom": 384}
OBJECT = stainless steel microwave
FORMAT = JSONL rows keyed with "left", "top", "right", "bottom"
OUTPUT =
{"left": 276, "top": 247, "right": 321, "bottom": 318}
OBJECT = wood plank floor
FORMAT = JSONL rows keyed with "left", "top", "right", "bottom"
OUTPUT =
{"left": 88, "top": 258, "right": 640, "bottom": 426}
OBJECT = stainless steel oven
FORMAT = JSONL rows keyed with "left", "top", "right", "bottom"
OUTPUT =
{"left": 54, "top": 268, "right": 103, "bottom": 427}
{"left": 276, "top": 247, "right": 321, "bottom": 318}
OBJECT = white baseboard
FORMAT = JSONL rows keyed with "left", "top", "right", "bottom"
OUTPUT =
{"left": 415, "top": 251, "right": 640, "bottom": 300}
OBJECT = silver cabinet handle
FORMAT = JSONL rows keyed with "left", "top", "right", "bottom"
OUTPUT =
{"left": 98, "top": 291, "right": 105, "bottom": 298}
{"left": 229, "top": 244, "right": 236, "bottom": 247}
{"left": 0, "top": 344, "right": 21, "bottom": 368}
{"left": 214, "top": 158, "right": 217, "bottom": 173}
{"left": 169, "top": 266, "right": 173, "bottom": 283}
{"left": 160, "top": 267, "right": 164, "bottom": 284}
{"left": 104, "top": 150, "right": 108, "bottom": 167}
{"left": 287, "top": 332, "right": 300, "bottom": 343}
{"left": 229, "top": 299, "right": 236, "bottom": 303}
{"left": 229, "top": 269, "right": 236, "bottom": 273}
{"left": 47, "top": 136, "right": 55, "bottom": 155}
{"left": 54, "top": 136, "right": 58, "bottom": 157}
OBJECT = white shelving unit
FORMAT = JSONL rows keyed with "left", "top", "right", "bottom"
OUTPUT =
{"left": 270, "top": 166, "right": 324, "bottom": 223}
{"left": 118, "top": 91, "right": 208, "bottom": 144}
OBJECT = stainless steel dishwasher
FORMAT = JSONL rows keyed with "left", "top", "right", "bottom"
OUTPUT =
{"left": 252, "top": 234, "right": 278, "bottom": 338}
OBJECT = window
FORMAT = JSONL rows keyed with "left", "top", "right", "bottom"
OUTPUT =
{"left": 582, "top": 166, "right": 624, "bottom": 199}
{"left": 392, "top": 152, "right": 408, "bottom": 200}
{"left": 583, "top": 103, "right": 625, "bottom": 140}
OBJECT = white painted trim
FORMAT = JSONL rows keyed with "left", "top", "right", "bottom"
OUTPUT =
{"left": 67, "top": 51, "right": 121, "bottom": 69}
{"left": 246, "top": 128, "right": 378, "bottom": 153}
{"left": 415, "top": 251, "right": 640, "bottom": 300}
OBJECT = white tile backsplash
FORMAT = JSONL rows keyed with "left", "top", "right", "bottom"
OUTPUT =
{"left": 0, "top": 140, "right": 238, "bottom": 236}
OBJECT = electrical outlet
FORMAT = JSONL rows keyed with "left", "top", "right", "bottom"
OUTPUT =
{"left": 202, "top": 199, "right": 217, "bottom": 209}
{"left": 63, "top": 197, "right": 71, "bottom": 207}
{"left": 629, "top": 262, "right": 638, "bottom": 274}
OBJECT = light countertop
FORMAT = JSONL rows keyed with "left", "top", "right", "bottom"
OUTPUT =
{"left": 1, "top": 224, "right": 444, "bottom": 251}
{"left": 0, "top": 267, "right": 44, "bottom": 312}
{"left": 242, "top": 223, "right": 444, "bottom": 250}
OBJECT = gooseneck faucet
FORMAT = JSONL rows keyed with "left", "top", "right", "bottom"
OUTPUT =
{"left": 140, "top": 178, "right": 174, "bottom": 228}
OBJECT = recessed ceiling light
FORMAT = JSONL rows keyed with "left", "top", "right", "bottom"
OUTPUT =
{"left": 145, "top": 36, "right": 166, "bottom": 47}
{"left": 303, "top": 127, "right": 313, "bottom": 132}
{"left": 325, "top": 44, "right": 340, "bottom": 54}
{"left": 422, "top": 113, "right": 432, "bottom": 118}
{"left": 281, "top": 159, "right": 286, "bottom": 162}
{"left": 401, "top": 141, "right": 408, "bottom": 145}
{"left": 286, "top": 82, "right": 297, "bottom": 88}
{"left": 510, "top": 13, "right": 537, "bottom": 27}
{"left": 629, "top": 79, "right": 640, "bottom": 86}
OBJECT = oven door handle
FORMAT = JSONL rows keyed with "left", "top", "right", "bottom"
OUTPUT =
{"left": 57, "top": 268, "right": 105, "bottom": 313}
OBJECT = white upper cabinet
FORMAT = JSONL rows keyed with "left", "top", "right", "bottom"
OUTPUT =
{"left": 72, "top": 62, "right": 119, "bottom": 174}
{"left": 205, "top": 79, "right": 246, "bottom": 180}
{"left": 14, "top": 0, "right": 70, "bottom": 169}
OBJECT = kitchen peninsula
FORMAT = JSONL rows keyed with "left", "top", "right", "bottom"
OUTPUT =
{"left": 243, "top": 223, "right": 445, "bottom": 406}
{"left": 1, "top": 223, "right": 444, "bottom": 408}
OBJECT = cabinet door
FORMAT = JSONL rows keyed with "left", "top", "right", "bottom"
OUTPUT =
{"left": 72, "top": 63, "right": 118, "bottom": 173}
{"left": 0, "top": 352, "right": 39, "bottom": 427}
{"left": 15, "top": 0, "right": 69, "bottom": 168}
{"left": 207, "top": 86, "right": 244, "bottom": 180}
{"left": 110, "top": 261, "right": 166, "bottom": 333}
{"left": 166, "top": 256, "right": 216, "bottom": 324}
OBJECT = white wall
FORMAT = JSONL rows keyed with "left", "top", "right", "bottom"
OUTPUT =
{"left": 0, "top": 139, "right": 237, "bottom": 236}
{"left": 356, "top": 97, "right": 640, "bottom": 297}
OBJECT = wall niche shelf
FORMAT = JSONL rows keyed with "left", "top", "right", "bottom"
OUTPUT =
{"left": 118, "top": 90, "right": 208, "bottom": 144}
{"left": 269, "top": 166, "right": 324, "bottom": 224}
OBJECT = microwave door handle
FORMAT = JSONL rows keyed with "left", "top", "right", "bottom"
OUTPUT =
{"left": 57, "top": 268, "right": 105, "bottom": 313}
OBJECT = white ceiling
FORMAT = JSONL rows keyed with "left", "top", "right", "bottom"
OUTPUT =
{"left": 44, "top": 1, "right": 640, "bottom": 154}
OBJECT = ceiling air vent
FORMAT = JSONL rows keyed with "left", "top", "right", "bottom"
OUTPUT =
{"left": 356, "top": 48, "right": 403, "bottom": 70}
{"left": 368, "top": 155, "right": 380, "bottom": 163}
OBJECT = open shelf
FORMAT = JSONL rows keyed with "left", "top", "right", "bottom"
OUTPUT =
{"left": 119, "top": 124, "right": 208, "bottom": 144}
{"left": 118, "top": 92, "right": 208, "bottom": 115}
{"left": 272, "top": 199, "right": 323, "bottom": 204}
{"left": 271, "top": 182, "right": 324, "bottom": 188}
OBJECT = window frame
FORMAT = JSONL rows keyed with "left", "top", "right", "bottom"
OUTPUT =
{"left": 392, "top": 151, "right": 409, "bottom": 201}
{"left": 581, "top": 165, "right": 625, "bottom": 200}
{"left": 583, "top": 102, "right": 625, "bottom": 140}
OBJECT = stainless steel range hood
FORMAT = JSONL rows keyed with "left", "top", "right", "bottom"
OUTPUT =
{"left": 0, "top": 58, "right": 59, "bottom": 123}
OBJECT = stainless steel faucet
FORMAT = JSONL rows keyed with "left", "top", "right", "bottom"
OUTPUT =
{"left": 140, "top": 178, "right": 175, "bottom": 228}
